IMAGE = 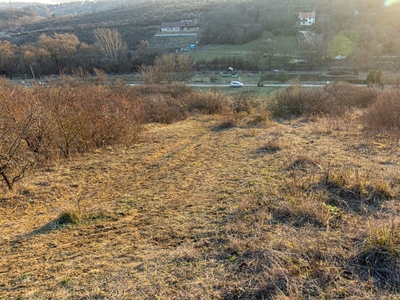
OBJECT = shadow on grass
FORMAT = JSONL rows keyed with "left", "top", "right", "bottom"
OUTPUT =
{"left": 210, "top": 121, "right": 237, "bottom": 131}
{"left": 318, "top": 178, "right": 393, "bottom": 214}
{"left": 216, "top": 249, "right": 289, "bottom": 300}
{"left": 255, "top": 143, "right": 281, "bottom": 155}
{"left": 286, "top": 155, "right": 322, "bottom": 172}
{"left": 349, "top": 245, "right": 400, "bottom": 293}
{"left": 271, "top": 206, "right": 325, "bottom": 228}
{"left": 18, "top": 211, "right": 82, "bottom": 239}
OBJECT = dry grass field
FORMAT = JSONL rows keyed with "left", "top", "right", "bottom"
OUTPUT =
{"left": 1, "top": 85, "right": 400, "bottom": 299}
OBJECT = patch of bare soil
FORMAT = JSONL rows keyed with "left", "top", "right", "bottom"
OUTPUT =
{"left": 1, "top": 114, "right": 399, "bottom": 299}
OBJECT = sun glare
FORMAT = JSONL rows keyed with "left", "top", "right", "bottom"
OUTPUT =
{"left": 384, "top": 0, "right": 400, "bottom": 6}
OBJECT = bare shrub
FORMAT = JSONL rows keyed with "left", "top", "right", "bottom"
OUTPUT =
{"left": 323, "top": 82, "right": 377, "bottom": 109}
{"left": 0, "top": 82, "right": 44, "bottom": 189}
{"left": 366, "top": 69, "right": 384, "bottom": 87}
{"left": 134, "top": 83, "right": 193, "bottom": 98}
{"left": 243, "top": 111, "right": 272, "bottom": 127}
{"left": 270, "top": 84, "right": 328, "bottom": 117}
{"left": 218, "top": 110, "right": 239, "bottom": 129}
{"left": 27, "top": 84, "right": 143, "bottom": 159}
{"left": 140, "top": 54, "right": 193, "bottom": 84}
{"left": 383, "top": 71, "right": 400, "bottom": 88}
{"left": 133, "top": 84, "right": 234, "bottom": 118}
{"left": 362, "top": 89, "right": 400, "bottom": 136}
{"left": 121, "top": 83, "right": 207, "bottom": 124}
{"left": 144, "top": 93, "right": 188, "bottom": 124}
{"left": 78, "top": 86, "right": 144, "bottom": 148}
{"left": 41, "top": 84, "right": 90, "bottom": 158}
{"left": 187, "top": 90, "right": 232, "bottom": 115}
{"left": 271, "top": 82, "right": 378, "bottom": 118}
{"left": 231, "top": 90, "right": 262, "bottom": 114}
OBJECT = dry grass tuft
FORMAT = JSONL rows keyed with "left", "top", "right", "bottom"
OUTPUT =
{"left": 352, "top": 221, "right": 400, "bottom": 291}
{"left": 287, "top": 155, "right": 322, "bottom": 171}
{"left": 322, "top": 167, "right": 394, "bottom": 214}
{"left": 56, "top": 210, "right": 81, "bottom": 225}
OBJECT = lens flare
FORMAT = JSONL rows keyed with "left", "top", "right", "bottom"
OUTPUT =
{"left": 385, "top": 0, "right": 400, "bottom": 6}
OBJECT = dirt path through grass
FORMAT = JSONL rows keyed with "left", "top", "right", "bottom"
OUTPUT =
{"left": 1, "top": 115, "right": 266, "bottom": 298}
{"left": 1, "top": 114, "right": 399, "bottom": 299}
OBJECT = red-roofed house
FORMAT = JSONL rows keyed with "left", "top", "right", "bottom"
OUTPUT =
{"left": 298, "top": 10, "right": 316, "bottom": 26}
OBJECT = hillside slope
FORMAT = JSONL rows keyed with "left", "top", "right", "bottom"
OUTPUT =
{"left": 1, "top": 114, "right": 399, "bottom": 298}
{"left": 149, "top": 35, "right": 199, "bottom": 50}
{"left": 7, "top": 2, "right": 208, "bottom": 50}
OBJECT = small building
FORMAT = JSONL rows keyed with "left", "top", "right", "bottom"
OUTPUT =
{"left": 160, "top": 21, "right": 187, "bottom": 32}
{"left": 298, "top": 10, "right": 316, "bottom": 26}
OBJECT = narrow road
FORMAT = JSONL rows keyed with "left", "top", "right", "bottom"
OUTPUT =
{"left": 189, "top": 82, "right": 367, "bottom": 88}
{"left": 299, "top": 30, "right": 314, "bottom": 46}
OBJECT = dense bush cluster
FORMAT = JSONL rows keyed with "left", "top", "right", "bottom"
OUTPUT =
{"left": 270, "top": 81, "right": 378, "bottom": 117}
{"left": 138, "top": 84, "right": 233, "bottom": 123}
{"left": 0, "top": 79, "right": 235, "bottom": 189}
{"left": 362, "top": 89, "right": 400, "bottom": 136}
{"left": 270, "top": 80, "right": 400, "bottom": 140}
{"left": 0, "top": 79, "right": 147, "bottom": 189}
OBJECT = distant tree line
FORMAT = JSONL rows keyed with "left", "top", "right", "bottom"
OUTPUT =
{"left": 0, "top": 30, "right": 163, "bottom": 77}
{"left": 0, "top": 1, "right": 210, "bottom": 76}
{"left": 3, "top": 2, "right": 206, "bottom": 51}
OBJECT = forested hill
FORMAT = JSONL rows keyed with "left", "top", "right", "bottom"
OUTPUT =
{"left": 0, "top": 9, "right": 43, "bottom": 29}
{"left": 2, "top": 0, "right": 399, "bottom": 51}
{"left": 201, "top": 0, "right": 400, "bottom": 46}
{"left": 3, "top": 2, "right": 209, "bottom": 50}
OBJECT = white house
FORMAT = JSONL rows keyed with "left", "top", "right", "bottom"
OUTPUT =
{"left": 298, "top": 10, "right": 316, "bottom": 26}
{"left": 160, "top": 21, "right": 187, "bottom": 32}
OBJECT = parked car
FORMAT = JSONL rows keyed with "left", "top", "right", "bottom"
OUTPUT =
{"left": 230, "top": 81, "right": 243, "bottom": 88}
